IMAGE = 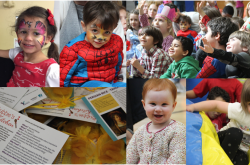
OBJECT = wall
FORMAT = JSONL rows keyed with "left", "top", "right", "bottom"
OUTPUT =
{"left": 0, "top": 1, "right": 54, "bottom": 49}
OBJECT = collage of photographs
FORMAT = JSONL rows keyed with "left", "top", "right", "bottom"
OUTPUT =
{"left": 0, "top": 0, "right": 250, "bottom": 164}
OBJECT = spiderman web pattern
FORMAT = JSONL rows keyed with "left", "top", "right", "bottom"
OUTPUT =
{"left": 60, "top": 34, "right": 123, "bottom": 87}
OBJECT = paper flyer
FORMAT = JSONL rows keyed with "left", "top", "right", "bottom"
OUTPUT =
{"left": 26, "top": 88, "right": 97, "bottom": 123}
{"left": 82, "top": 87, "right": 126, "bottom": 141}
{"left": 14, "top": 87, "right": 47, "bottom": 111}
{"left": 0, "top": 103, "right": 69, "bottom": 164}
{"left": 0, "top": 87, "right": 28, "bottom": 109}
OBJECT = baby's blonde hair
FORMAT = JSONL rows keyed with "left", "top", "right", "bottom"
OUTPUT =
{"left": 241, "top": 79, "right": 250, "bottom": 113}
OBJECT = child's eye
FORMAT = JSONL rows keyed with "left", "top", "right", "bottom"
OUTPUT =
{"left": 34, "top": 32, "right": 40, "bottom": 36}
{"left": 20, "top": 31, "right": 27, "bottom": 34}
{"left": 105, "top": 31, "right": 110, "bottom": 35}
{"left": 150, "top": 103, "right": 156, "bottom": 106}
{"left": 162, "top": 103, "right": 168, "bottom": 106}
{"left": 92, "top": 29, "right": 98, "bottom": 33}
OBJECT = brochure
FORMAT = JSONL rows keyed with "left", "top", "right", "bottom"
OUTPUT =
{"left": 0, "top": 103, "right": 69, "bottom": 164}
{"left": 82, "top": 87, "right": 126, "bottom": 141}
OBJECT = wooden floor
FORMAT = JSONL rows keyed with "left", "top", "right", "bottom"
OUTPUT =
{"left": 134, "top": 79, "right": 186, "bottom": 131}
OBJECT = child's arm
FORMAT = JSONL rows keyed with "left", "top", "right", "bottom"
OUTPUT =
{"left": 186, "top": 90, "right": 197, "bottom": 99}
{"left": 160, "top": 66, "right": 172, "bottom": 78}
{"left": 0, "top": 50, "right": 10, "bottom": 59}
{"left": 186, "top": 100, "right": 229, "bottom": 114}
{"left": 166, "top": 123, "right": 186, "bottom": 164}
{"left": 138, "top": 0, "right": 150, "bottom": 27}
{"left": 126, "top": 130, "right": 140, "bottom": 164}
{"left": 60, "top": 46, "right": 78, "bottom": 87}
{"left": 130, "top": 57, "right": 145, "bottom": 74}
{"left": 200, "top": 38, "right": 250, "bottom": 69}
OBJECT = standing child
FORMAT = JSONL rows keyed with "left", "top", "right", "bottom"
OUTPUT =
{"left": 127, "top": 79, "right": 186, "bottom": 164}
{"left": 127, "top": 26, "right": 172, "bottom": 79}
{"left": 126, "top": 9, "right": 141, "bottom": 59}
{"left": 160, "top": 36, "right": 200, "bottom": 78}
{"left": 60, "top": 1, "right": 124, "bottom": 87}
{"left": 187, "top": 79, "right": 250, "bottom": 165}
{"left": 0, "top": 6, "right": 59, "bottom": 87}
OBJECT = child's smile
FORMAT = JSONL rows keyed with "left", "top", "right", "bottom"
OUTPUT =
{"left": 17, "top": 16, "right": 49, "bottom": 56}
{"left": 226, "top": 37, "right": 245, "bottom": 54}
{"left": 82, "top": 20, "right": 113, "bottom": 48}
{"left": 139, "top": 33, "right": 155, "bottom": 51}
{"left": 142, "top": 89, "right": 177, "bottom": 127}
{"left": 168, "top": 39, "right": 187, "bottom": 62}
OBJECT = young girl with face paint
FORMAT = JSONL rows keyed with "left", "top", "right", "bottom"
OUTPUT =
{"left": 0, "top": 6, "right": 59, "bottom": 87}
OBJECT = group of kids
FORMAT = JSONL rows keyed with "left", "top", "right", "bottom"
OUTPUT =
{"left": 126, "top": 0, "right": 250, "bottom": 79}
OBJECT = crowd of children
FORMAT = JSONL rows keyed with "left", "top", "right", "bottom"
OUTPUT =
{"left": 126, "top": 0, "right": 250, "bottom": 79}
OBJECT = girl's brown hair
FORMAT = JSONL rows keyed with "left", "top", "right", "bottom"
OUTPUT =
{"left": 15, "top": 6, "right": 59, "bottom": 63}
{"left": 127, "top": 9, "right": 140, "bottom": 31}
{"left": 241, "top": 79, "right": 250, "bottom": 112}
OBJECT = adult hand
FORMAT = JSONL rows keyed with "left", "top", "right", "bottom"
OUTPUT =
{"left": 199, "top": 37, "right": 214, "bottom": 54}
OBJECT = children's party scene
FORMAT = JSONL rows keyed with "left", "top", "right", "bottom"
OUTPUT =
{"left": 0, "top": 0, "right": 250, "bottom": 165}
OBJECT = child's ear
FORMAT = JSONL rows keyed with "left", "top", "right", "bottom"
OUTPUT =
{"left": 183, "top": 50, "right": 189, "bottom": 56}
{"left": 45, "top": 35, "right": 53, "bottom": 44}
{"left": 154, "top": 40, "right": 159, "bottom": 45}
{"left": 81, "top": 21, "right": 86, "bottom": 32}
{"left": 141, "top": 100, "right": 145, "bottom": 108}
{"left": 215, "top": 32, "right": 220, "bottom": 41}
{"left": 172, "top": 101, "right": 177, "bottom": 109}
{"left": 242, "top": 47, "right": 248, "bottom": 52}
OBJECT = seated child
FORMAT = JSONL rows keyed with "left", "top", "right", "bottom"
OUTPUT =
{"left": 231, "top": 17, "right": 245, "bottom": 29}
{"left": 127, "top": 79, "right": 186, "bottom": 164}
{"left": 206, "top": 87, "right": 230, "bottom": 132}
{"left": 176, "top": 15, "right": 198, "bottom": 42}
{"left": 127, "top": 26, "right": 172, "bottom": 79}
{"left": 60, "top": 1, "right": 124, "bottom": 87}
{"left": 194, "top": 6, "right": 221, "bottom": 52}
{"left": 160, "top": 36, "right": 200, "bottom": 78}
{"left": 187, "top": 79, "right": 250, "bottom": 165}
{"left": 199, "top": 31, "right": 250, "bottom": 78}
{"left": 196, "top": 17, "right": 239, "bottom": 78}
{"left": 222, "top": 5, "right": 234, "bottom": 18}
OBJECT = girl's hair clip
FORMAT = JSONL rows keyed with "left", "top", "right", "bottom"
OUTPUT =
{"left": 47, "top": 9, "right": 55, "bottom": 26}
{"left": 50, "top": 39, "right": 54, "bottom": 43}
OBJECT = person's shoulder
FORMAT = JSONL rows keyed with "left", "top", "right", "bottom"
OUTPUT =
{"left": 66, "top": 32, "right": 87, "bottom": 48}
{"left": 133, "top": 123, "right": 148, "bottom": 136}
{"left": 169, "top": 120, "right": 186, "bottom": 133}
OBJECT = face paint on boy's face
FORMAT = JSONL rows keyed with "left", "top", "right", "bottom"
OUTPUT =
{"left": 85, "top": 22, "right": 112, "bottom": 48}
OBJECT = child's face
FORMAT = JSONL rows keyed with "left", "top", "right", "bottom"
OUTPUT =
{"left": 168, "top": 39, "right": 188, "bottom": 62}
{"left": 226, "top": 37, "right": 246, "bottom": 54}
{"left": 139, "top": 33, "right": 156, "bottom": 51}
{"left": 142, "top": 89, "right": 177, "bottom": 126}
{"left": 179, "top": 21, "right": 191, "bottom": 32}
{"left": 130, "top": 14, "right": 140, "bottom": 30}
{"left": 205, "top": 26, "right": 217, "bottom": 48}
{"left": 17, "top": 16, "right": 51, "bottom": 55}
{"left": 119, "top": 9, "right": 127, "bottom": 33}
{"left": 148, "top": 4, "right": 158, "bottom": 18}
{"left": 81, "top": 20, "right": 113, "bottom": 48}
{"left": 199, "top": 15, "right": 207, "bottom": 32}
{"left": 206, "top": 97, "right": 225, "bottom": 119}
{"left": 153, "top": 17, "right": 171, "bottom": 36}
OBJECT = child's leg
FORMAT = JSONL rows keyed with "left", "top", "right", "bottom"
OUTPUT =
{"left": 218, "top": 127, "right": 243, "bottom": 162}
{"left": 232, "top": 149, "right": 248, "bottom": 165}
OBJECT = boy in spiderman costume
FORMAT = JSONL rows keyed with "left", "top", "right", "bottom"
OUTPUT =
{"left": 60, "top": 1, "right": 125, "bottom": 87}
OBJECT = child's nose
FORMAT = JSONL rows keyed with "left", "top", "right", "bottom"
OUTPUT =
{"left": 24, "top": 33, "right": 32, "bottom": 40}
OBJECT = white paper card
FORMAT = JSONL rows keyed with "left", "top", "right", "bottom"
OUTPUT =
{"left": 0, "top": 103, "right": 69, "bottom": 164}
{"left": 0, "top": 88, "right": 28, "bottom": 109}
{"left": 14, "top": 87, "right": 47, "bottom": 111}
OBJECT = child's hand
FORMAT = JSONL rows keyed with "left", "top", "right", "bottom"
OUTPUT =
{"left": 126, "top": 59, "right": 131, "bottom": 66}
{"left": 199, "top": 37, "right": 214, "bottom": 54}
{"left": 139, "top": 0, "right": 146, "bottom": 15}
{"left": 196, "top": 1, "right": 206, "bottom": 18}
{"left": 130, "top": 58, "right": 141, "bottom": 69}
{"left": 186, "top": 105, "right": 195, "bottom": 112}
